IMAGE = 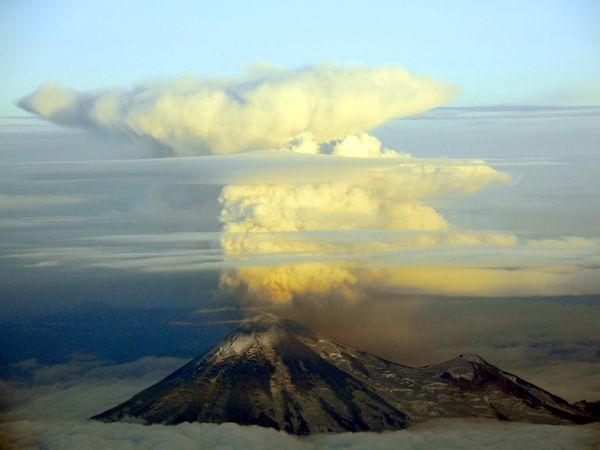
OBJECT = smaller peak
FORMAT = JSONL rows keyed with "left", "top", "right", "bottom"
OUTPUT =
{"left": 238, "top": 313, "right": 284, "bottom": 333}
{"left": 459, "top": 353, "right": 487, "bottom": 364}
{"left": 237, "top": 313, "right": 317, "bottom": 340}
{"left": 241, "top": 312, "right": 281, "bottom": 325}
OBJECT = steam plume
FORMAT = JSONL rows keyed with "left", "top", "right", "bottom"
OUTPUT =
{"left": 19, "top": 64, "right": 457, "bottom": 156}
{"left": 218, "top": 133, "right": 511, "bottom": 304}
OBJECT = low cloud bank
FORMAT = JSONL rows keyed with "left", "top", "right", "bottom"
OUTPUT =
{"left": 4, "top": 418, "right": 598, "bottom": 450}
{"left": 1, "top": 356, "right": 598, "bottom": 449}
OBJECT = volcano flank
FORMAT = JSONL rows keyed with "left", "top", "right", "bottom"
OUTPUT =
{"left": 93, "top": 314, "right": 599, "bottom": 434}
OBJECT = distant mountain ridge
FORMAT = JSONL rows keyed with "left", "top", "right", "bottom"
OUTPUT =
{"left": 93, "top": 314, "right": 599, "bottom": 434}
{"left": 0, "top": 302, "right": 234, "bottom": 367}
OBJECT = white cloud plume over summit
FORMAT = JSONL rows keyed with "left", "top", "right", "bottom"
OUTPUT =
{"left": 219, "top": 153, "right": 507, "bottom": 234}
{"left": 18, "top": 64, "right": 457, "bottom": 156}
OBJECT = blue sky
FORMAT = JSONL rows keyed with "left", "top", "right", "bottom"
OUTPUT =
{"left": 1, "top": 0, "right": 599, "bottom": 116}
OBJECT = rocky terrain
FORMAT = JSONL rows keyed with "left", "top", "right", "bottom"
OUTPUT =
{"left": 93, "top": 314, "right": 599, "bottom": 434}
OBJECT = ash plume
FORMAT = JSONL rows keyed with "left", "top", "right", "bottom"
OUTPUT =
{"left": 19, "top": 64, "right": 457, "bottom": 156}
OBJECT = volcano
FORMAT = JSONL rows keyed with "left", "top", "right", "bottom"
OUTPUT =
{"left": 93, "top": 314, "right": 598, "bottom": 434}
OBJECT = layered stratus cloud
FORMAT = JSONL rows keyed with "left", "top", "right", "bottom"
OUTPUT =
{"left": 219, "top": 227, "right": 600, "bottom": 302}
{"left": 18, "top": 64, "right": 457, "bottom": 156}
{"left": 0, "top": 194, "right": 88, "bottom": 209}
{"left": 218, "top": 133, "right": 517, "bottom": 303}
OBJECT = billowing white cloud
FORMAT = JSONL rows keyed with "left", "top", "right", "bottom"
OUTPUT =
{"left": 277, "top": 132, "right": 401, "bottom": 158}
{"left": 19, "top": 64, "right": 457, "bottom": 156}
{"left": 331, "top": 132, "right": 400, "bottom": 158}
{"left": 218, "top": 135, "right": 508, "bottom": 235}
{"left": 219, "top": 183, "right": 450, "bottom": 233}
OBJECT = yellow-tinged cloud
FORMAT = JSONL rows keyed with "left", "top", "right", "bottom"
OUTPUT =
{"left": 221, "top": 260, "right": 600, "bottom": 304}
{"left": 216, "top": 133, "right": 599, "bottom": 303}
{"left": 360, "top": 265, "right": 599, "bottom": 297}
{"left": 220, "top": 263, "right": 359, "bottom": 304}
{"left": 218, "top": 132, "right": 515, "bottom": 303}
{"left": 526, "top": 236, "right": 600, "bottom": 249}
{"left": 19, "top": 64, "right": 457, "bottom": 156}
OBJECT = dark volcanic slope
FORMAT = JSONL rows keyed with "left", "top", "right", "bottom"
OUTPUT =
{"left": 93, "top": 314, "right": 598, "bottom": 434}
